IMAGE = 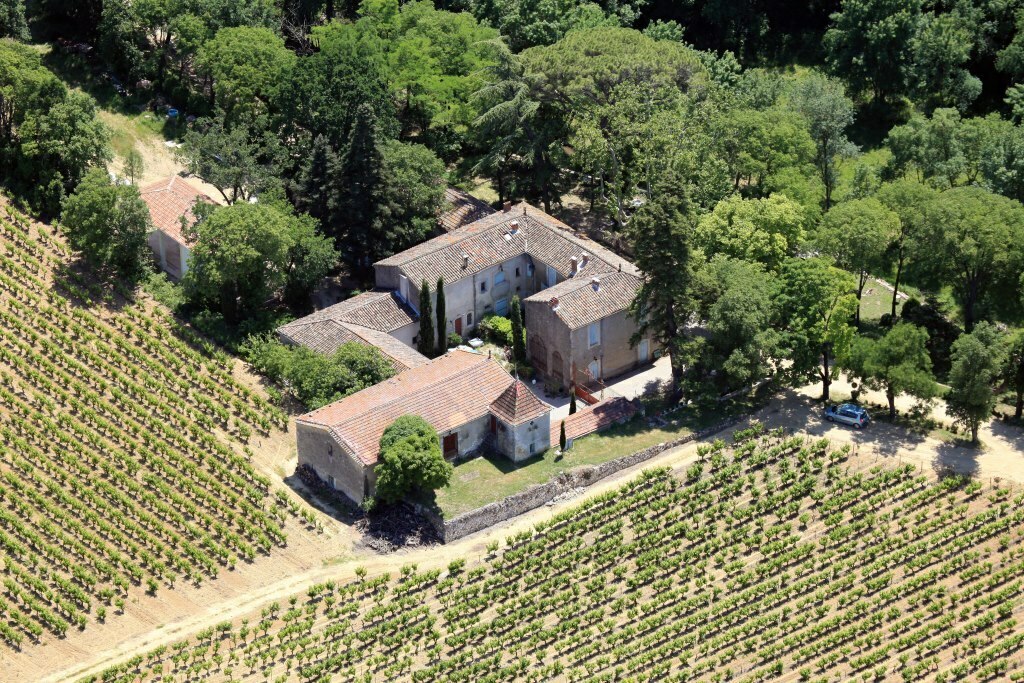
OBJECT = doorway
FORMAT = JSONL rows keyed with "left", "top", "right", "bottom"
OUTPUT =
{"left": 638, "top": 339, "right": 650, "bottom": 364}
{"left": 442, "top": 433, "right": 459, "bottom": 458}
{"left": 454, "top": 316, "right": 463, "bottom": 336}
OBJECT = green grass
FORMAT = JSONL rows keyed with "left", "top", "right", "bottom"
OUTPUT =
{"left": 859, "top": 282, "right": 900, "bottom": 322}
{"left": 430, "top": 399, "right": 749, "bottom": 517}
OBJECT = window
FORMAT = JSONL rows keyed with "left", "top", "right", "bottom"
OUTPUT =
{"left": 467, "top": 312, "right": 473, "bottom": 326}
{"left": 480, "top": 281, "right": 487, "bottom": 293}
{"left": 494, "top": 270, "right": 506, "bottom": 286}
{"left": 588, "top": 322, "right": 600, "bottom": 347}
{"left": 527, "top": 263, "right": 535, "bottom": 277}
{"left": 328, "top": 475, "right": 336, "bottom": 489}
{"left": 546, "top": 265, "right": 557, "bottom": 287}
{"left": 515, "top": 267, "right": 521, "bottom": 277}
{"left": 327, "top": 444, "right": 333, "bottom": 458}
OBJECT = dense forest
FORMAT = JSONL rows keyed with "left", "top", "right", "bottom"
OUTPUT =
{"left": 1, "top": 0, "right": 1023, "bottom": 432}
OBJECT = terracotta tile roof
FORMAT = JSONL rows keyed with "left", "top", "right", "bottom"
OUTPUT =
{"left": 277, "top": 318, "right": 427, "bottom": 373}
{"left": 489, "top": 380, "right": 550, "bottom": 425}
{"left": 279, "top": 291, "right": 417, "bottom": 336}
{"left": 551, "top": 396, "right": 638, "bottom": 444}
{"left": 438, "top": 188, "right": 495, "bottom": 233}
{"left": 139, "top": 176, "right": 216, "bottom": 247}
{"left": 375, "top": 203, "right": 638, "bottom": 287}
{"left": 298, "top": 350, "right": 548, "bottom": 465}
{"left": 524, "top": 270, "right": 641, "bottom": 330}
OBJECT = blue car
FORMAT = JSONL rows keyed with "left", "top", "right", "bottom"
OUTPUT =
{"left": 824, "top": 403, "right": 870, "bottom": 429}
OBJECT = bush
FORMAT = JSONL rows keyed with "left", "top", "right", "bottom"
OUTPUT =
{"left": 447, "top": 332, "right": 464, "bottom": 348}
{"left": 142, "top": 271, "right": 186, "bottom": 312}
{"left": 374, "top": 416, "right": 453, "bottom": 503}
{"left": 242, "top": 335, "right": 395, "bottom": 409}
{"left": 480, "top": 314, "right": 513, "bottom": 346}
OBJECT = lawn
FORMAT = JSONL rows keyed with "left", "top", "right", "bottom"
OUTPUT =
{"left": 431, "top": 397, "right": 749, "bottom": 517}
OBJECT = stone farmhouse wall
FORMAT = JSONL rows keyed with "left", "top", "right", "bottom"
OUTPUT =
{"left": 426, "top": 414, "right": 745, "bottom": 542}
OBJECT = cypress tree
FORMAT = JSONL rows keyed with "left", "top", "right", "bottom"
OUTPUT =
{"left": 418, "top": 280, "right": 434, "bottom": 357}
{"left": 569, "top": 386, "right": 577, "bottom": 415}
{"left": 559, "top": 420, "right": 566, "bottom": 452}
{"left": 510, "top": 295, "right": 525, "bottom": 364}
{"left": 436, "top": 276, "right": 447, "bottom": 355}
{"left": 337, "top": 103, "right": 385, "bottom": 271}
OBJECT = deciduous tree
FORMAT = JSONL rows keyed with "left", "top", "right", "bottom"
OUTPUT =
{"left": 61, "top": 168, "right": 151, "bottom": 281}
{"left": 779, "top": 257, "right": 858, "bottom": 401}
{"left": 696, "top": 194, "right": 805, "bottom": 272}
{"left": 789, "top": 72, "right": 857, "bottom": 210}
{"left": 844, "top": 322, "right": 937, "bottom": 419}
{"left": 946, "top": 323, "right": 1003, "bottom": 443}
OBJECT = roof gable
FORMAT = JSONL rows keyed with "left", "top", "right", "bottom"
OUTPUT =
{"left": 139, "top": 176, "right": 216, "bottom": 246}
{"left": 524, "top": 270, "right": 641, "bottom": 329}
{"left": 489, "top": 380, "right": 549, "bottom": 425}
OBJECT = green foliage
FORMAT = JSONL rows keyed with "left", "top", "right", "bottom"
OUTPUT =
{"left": 436, "top": 277, "right": 447, "bottom": 355}
{"left": 713, "top": 106, "right": 816, "bottom": 197}
{"left": 196, "top": 26, "right": 296, "bottom": 121}
{"left": 815, "top": 197, "right": 899, "bottom": 324}
{"left": 184, "top": 202, "right": 337, "bottom": 323}
{"left": 177, "top": 113, "right": 283, "bottom": 205}
{"left": 824, "top": 0, "right": 921, "bottom": 102}
{"left": 875, "top": 179, "right": 936, "bottom": 318}
{"left": 788, "top": 72, "right": 857, "bottom": 209}
{"left": 915, "top": 186, "right": 1024, "bottom": 329}
{"left": 141, "top": 271, "right": 186, "bottom": 311}
{"left": 696, "top": 194, "right": 805, "bottom": 272}
{"left": 480, "top": 314, "right": 512, "bottom": 346}
{"left": 688, "top": 257, "right": 782, "bottom": 394}
{"left": 626, "top": 171, "right": 696, "bottom": 399}
{"left": 374, "top": 415, "right": 452, "bottom": 503}
{"left": 1004, "top": 330, "right": 1024, "bottom": 419}
{"left": 60, "top": 168, "right": 150, "bottom": 281}
{"left": 469, "top": 0, "right": 642, "bottom": 51}
{"left": 569, "top": 389, "right": 577, "bottom": 415}
{"left": 243, "top": 336, "right": 394, "bottom": 410}
{"left": 418, "top": 279, "right": 434, "bottom": 357}
{"left": 0, "top": 0, "right": 28, "bottom": 40}
{"left": 558, "top": 419, "right": 566, "bottom": 451}
{"left": 844, "top": 322, "right": 937, "bottom": 418}
{"left": 779, "top": 257, "right": 858, "bottom": 400}
{"left": 946, "top": 323, "right": 1003, "bottom": 442}
{"left": 509, "top": 296, "right": 525, "bottom": 364}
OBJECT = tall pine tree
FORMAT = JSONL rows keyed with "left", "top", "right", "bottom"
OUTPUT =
{"left": 337, "top": 103, "right": 385, "bottom": 274}
{"left": 626, "top": 171, "right": 696, "bottom": 401}
{"left": 418, "top": 280, "right": 434, "bottom": 358}
{"left": 294, "top": 134, "right": 340, "bottom": 240}
{"left": 436, "top": 277, "right": 447, "bottom": 355}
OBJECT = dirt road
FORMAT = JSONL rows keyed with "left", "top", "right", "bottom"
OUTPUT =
{"left": 28, "top": 377, "right": 1024, "bottom": 682}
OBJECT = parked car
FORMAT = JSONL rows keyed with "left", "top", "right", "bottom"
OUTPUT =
{"left": 824, "top": 403, "right": 870, "bottom": 429}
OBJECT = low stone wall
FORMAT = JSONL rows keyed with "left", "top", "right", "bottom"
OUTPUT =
{"left": 430, "top": 414, "right": 745, "bottom": 542}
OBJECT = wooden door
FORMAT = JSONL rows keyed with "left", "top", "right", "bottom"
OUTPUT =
{"left": 454, "top": 316, "right": 463, "bottom": 336}
{"left": 442, "top": 433, "right": 458, "bottom": 458}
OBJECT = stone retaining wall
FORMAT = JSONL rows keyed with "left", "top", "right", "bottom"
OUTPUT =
{"left": 428, "top": 415, "right": 745, "bottom": 542}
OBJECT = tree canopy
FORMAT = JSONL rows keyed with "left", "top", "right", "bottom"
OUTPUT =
{"left": 374, "top": 415, "right": 453, "bottom": 503}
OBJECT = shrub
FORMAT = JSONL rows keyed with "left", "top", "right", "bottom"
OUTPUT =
{"left": 374, "top": 415, "right": 453, "bottom": 503}
{"left": 480, "top": 314, "right": 513, "bottom": 346}
{"left": 447, "top": 332, "right": 464, "bottom": 348}
{"left": 242, "top": 335, "right": 395, "bottom": 409}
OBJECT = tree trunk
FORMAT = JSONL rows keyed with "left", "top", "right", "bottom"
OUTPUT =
{"left": 891, "top": 256, "right": 904, "bottom": 319}
{"left": 971, "top": 422, "right": 979, "bottom": 444}
{"left": 855, "top": 271, "right": 867, "bottom": 327}
{"left": 964, "top": 277, "right": 978, "bottom": 332}
{"left": 1015, "top": 391, "right": 1022, "bottom": 419}
{"left": 887, "top": 386, "right": 896, "bottom": 421}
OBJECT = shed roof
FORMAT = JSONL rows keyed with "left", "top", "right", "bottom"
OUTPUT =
{"left": 279, "top": 291, "right": 417, "bottom": 337}
{"left": 139, "top": 176, "right": 216, "bottom": 247}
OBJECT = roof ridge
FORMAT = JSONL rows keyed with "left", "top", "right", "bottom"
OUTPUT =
{"left": 298, "top": 351, "right": 496, "bottom": 427}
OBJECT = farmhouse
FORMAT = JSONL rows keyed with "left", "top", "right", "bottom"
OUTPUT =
{"left": 139, "top": 175, "right": 216, "bottom": 280}
{"left": 373, "top": 202, "right": 657, "bottom": 388}
{"left": 296, "top": 350, "right": 551, "bottom": 504}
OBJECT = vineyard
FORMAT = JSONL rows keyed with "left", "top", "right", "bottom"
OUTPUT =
{"left": 86, "top": 424, "right": 1024, "bottom": 683}
{"left": 0, "top": 203, "right": 307, "bottom": 650}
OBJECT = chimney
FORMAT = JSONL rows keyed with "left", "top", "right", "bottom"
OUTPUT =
{"left": 509, "top": 220, "right": 519, "bottom": 234}
{"left": 581, "top": 252, "right": 589, "bottom": 269}
{"left": 549, "top": 297, "right": 560, "bottom": 310}
{"left": 591, "top": 277, "right": 600, "bottom": 292}
{"left": 503, "top": 201, "right": 512, "bottom": 212}
{"left": 570, "top": 256, "right": 578, "bottom": 275}
{"left": 618, "top": 262, "right": 622, "bottom": 273}
{"left": 462, "top": 253, "right": 470, "bottom": 269}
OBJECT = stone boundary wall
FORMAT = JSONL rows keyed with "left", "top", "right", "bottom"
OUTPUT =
{"left": 428, "top": 414, "right": 745, "bottom": 542}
